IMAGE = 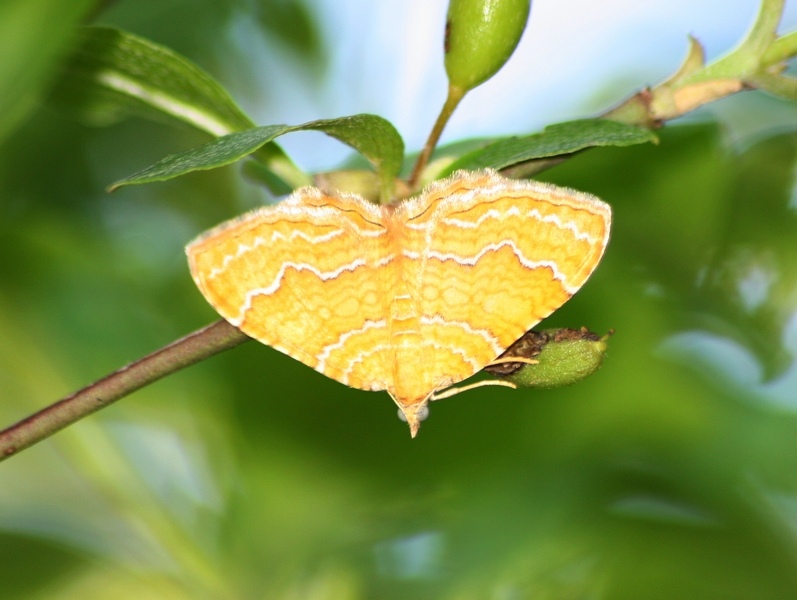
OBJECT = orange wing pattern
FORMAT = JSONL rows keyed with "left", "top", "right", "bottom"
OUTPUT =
{"left": 187, "top": 170, "right": 612, "bottom": 434}
{"left": 388, "top": 171, "right": 611, "bottom": 407}
{"left": 187, "top": 188, "right": 397, "bottom": 392}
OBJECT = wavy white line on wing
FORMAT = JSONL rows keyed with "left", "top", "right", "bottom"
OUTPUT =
{"left": 231, "top": 257, "right": 369, "bottom": 325}
{"left": 340, "top": 340, "right": 482, "bottom": 384}
{"left": 315, "top": 319, "right": 389, "bottom": 377}
{"left": 208, "top": 228, "right": 345, "bottom": 279}
{"left": 419, "top": 314, "right": 503, "bottom": 356}
{"left": 441, "top": 206, "right": 600, "bottom": 243}
{"left": 403, "top": 240, "right": 575, "bottom": 292}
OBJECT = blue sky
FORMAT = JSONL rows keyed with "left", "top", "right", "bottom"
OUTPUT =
{"left": 227, "top": 0, "right": 797, "bottom": 171}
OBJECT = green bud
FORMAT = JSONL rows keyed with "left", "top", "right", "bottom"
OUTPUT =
{"left": 485, "top": 328, "right": 611, "bottom": 388}
{"left": 444, "top": 0, "right": 532, "bottom": 92}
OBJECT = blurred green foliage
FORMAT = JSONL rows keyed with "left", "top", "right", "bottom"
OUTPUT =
{"left": 2, "top": 2, "right": 797, "bottom": 599}
{"left": 0, "top": 0, "right": 95, "bottom": 144}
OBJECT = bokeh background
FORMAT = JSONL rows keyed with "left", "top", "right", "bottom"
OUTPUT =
{"left": 2, "top": 1, "right": 797, "bottom": 598}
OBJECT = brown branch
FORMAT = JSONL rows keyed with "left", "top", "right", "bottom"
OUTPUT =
{"left": 0, "top": 319, "right": 249, "bottom": 461}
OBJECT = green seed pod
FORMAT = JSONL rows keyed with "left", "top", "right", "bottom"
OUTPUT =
{"left": 485, "top": 328, "right": 611, "bottom": 389}
{"left": 444, "top": 0, "right": 532, "bottom": 92}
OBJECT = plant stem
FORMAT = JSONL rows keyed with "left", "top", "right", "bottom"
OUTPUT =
{"left": 408, "top": 84, "right": 466, "bottom": 189}
{"left": 763, "top": 29, "right": 797, "bottom": 65}
{"left": 0, "top": 320, "right": 249, "bottom": 461}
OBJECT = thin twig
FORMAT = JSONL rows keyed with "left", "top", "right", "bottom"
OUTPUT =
{"left": 0, "top": 319, "right": 249, "bottom": 461}
{"left": 407, "top": 84, "right": 466, "bottom": 189}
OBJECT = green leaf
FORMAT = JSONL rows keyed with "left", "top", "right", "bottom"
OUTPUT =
{"left": 444, "top": 119, "right": 657, "bottom": 174}
{"left": 109, "top": 125, "right": 286, "bottom": 191}
{"left": 0, "top": 0, "right": 96, "bottom": 144}
{"left": 301, "top": 115, "right": 405, "bottom": 201}
{"left": 110, "top": 115, "right": 405, "bottom": 203}
{"left": 51, "top": 26, "right": 253, "bottom": 135}
{"left": 50, "top": 26, "right": 309, "bottom": 191}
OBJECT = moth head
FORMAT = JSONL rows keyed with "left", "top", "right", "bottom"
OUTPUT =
{"left": 392, "top": 394, "right": 432, "bottom": 438}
